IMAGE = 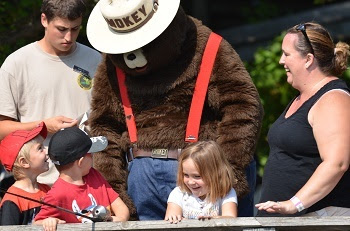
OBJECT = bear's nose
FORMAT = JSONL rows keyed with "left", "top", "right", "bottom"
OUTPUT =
{"left": 126, "top": 53, "right": 136, "bottom": 61}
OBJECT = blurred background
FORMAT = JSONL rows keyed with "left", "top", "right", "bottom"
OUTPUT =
{"left": 1, "top": 0, "right": 350, "bottom": 206}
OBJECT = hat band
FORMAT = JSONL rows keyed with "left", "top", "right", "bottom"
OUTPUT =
{"left": 103, "top": 0, "right": 158, "bottom": 33}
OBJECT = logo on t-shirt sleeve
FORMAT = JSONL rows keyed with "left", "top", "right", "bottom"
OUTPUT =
{"left": 73, "top": 65, "right": 92, "bottom": 90}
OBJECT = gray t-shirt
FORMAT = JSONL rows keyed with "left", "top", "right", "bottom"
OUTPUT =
{"left": 0, "top": 42, "right": 102, "bottom": 184}
{"left": 0, "top": 42, "right": 101, "bottom": 123}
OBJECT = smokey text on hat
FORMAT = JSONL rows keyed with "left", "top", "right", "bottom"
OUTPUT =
{"left": 100, "top": 0, "right": 158, "bottom": 33}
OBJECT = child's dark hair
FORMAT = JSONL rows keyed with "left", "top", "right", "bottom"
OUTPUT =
{"left": 177, "top": 140, "right": 236, "bottom": 203}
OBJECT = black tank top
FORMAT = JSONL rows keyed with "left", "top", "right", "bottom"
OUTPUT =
{"left": 258, "top": 79, "right": 350, "bottom": 216}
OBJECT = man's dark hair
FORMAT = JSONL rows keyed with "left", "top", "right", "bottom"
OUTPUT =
{"left": 41, "top": 0, "right": 87, "bottom": 22}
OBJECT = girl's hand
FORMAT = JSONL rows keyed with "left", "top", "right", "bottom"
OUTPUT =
{"left": 164, "top": 202, "right": 183, "bottom": 223}
{"left": 255, "top": 200, "right": 297, "bottom": 214}
{"left": 165, "top": 214, "right": 182, "bottom": 224}
{"left": 198, "top": 215, "right": 212, "bottom": 220}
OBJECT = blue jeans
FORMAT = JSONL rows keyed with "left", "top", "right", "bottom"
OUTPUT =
{"left": 127, "top": 157, "right": 256, "bottom": 219}
{"left": 238, "top": 160, "right": 256, "bottom": 217}
{"left": 127, "top": 158, "right": 178, "bottom": 220}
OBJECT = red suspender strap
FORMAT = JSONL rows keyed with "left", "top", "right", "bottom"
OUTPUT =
{"left": 116, "top": 32, "right": 222, "bottom": 144}
{"left": 185, "top": 32, "right": 222, "bottom": 143}
{"left": 116, "top": 67, "right": 137, "bottom": 143}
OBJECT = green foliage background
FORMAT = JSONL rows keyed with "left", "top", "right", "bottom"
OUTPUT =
{"left": 0, "top": 0, "right": 97, "bottom": 64}
{"left": 245, "top": 33, "right": 350, "bottom": 177}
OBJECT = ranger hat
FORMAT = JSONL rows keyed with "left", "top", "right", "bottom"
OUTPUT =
{"left": 87, "top": 0, "right": 180, "bottom": 54}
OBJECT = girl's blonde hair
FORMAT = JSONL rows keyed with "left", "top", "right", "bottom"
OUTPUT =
{"left": 12, "top": 136, "right": 44, "bottom": 180}
{"left": 177, "top": 140, "right": 235, "bottom": 203}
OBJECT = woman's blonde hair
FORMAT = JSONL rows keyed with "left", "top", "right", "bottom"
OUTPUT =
{"left": 12, "top": 136, "right": 44, "bottom": 180}
{"left": 177, "top": 140, "right": 235, "bottom": 203}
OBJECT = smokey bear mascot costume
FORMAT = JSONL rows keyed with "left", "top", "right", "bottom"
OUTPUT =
{"left": 87, "top": 0, "right": 263, "bottom": 220}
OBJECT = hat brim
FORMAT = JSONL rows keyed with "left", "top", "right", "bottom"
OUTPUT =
{"left": 88, "top": 136, "right": 108, "bottom": 153}
{"left": 37, "top": 122, "right": 48, "bottom": 140}
{"left": 87, "top": 0, "right": 180, "bottom": 54}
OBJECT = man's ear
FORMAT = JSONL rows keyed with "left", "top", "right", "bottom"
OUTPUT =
{"left": 41, "top": 13, "right": 48, "bottom": 28}
{"left": 18, "top": 157, "right": 30, "bottom": 169}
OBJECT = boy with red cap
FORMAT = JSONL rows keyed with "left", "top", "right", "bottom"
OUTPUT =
{"left": 0, "top": 122, "right": 50, "bottom": 225}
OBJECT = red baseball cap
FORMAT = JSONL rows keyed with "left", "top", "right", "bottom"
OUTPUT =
{"left": 0, "top": 122, "right": 47, "bottom": 172}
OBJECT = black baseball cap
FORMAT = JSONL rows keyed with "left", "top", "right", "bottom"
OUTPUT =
{"left": 48, "top": 127, "right": 108, "bottom": 166}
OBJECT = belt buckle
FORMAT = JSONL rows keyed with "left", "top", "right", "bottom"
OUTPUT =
{"left": 151, "top": 149, "right": 168, "bottom": 158}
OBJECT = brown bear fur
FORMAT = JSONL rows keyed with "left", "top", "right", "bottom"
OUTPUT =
{"left": 89, "top": 6, "right": 263, "bottom": 217}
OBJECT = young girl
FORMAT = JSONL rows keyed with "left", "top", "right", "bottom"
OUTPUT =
{"left": 165, "top": 140, "right": 238, "bottom": 223}
{"left": 0, "top": 122, "right": 50, "bottom": 225}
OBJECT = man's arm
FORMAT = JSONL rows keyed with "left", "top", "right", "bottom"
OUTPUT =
{"left": 0, "top": 115, "right": 39, "bottom": 140}
{"left": 0, "top": 115, "right": 78, "bottom": 140}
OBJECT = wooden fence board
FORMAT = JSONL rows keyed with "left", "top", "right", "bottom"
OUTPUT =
{"left": 0, "top": 217, "right": 349, "bottom": 231}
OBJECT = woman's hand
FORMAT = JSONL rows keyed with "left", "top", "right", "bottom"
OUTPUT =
{"left": 255, "top": 200, "right": 297, "bottom": 214}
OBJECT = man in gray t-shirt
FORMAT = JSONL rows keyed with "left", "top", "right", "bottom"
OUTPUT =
{"left": 0, "top": 0, "right": 102, "bottom": 186}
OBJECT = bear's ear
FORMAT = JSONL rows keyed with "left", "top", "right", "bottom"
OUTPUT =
{"left": 139, "top": 6, "right": 196, "bottom": 71}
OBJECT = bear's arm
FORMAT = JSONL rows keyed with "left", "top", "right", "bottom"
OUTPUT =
{"left": 89, "top": 55, "right": 137, "bottom": 217}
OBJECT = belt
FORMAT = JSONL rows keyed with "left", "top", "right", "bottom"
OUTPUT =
{"left": 127, "top": 147, "right": 182, "bottom": 162}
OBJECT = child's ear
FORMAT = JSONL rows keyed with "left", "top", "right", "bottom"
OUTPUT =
{"left": 77, "top": 157, "right": 85, "bottom": 167}
{"left": 18, "top": 157, "right": 30, "bottom": 169}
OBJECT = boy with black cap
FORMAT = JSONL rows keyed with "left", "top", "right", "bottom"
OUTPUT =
{"left": 34, "top": 127, "right": 129, "bottom": 229}
{"left": 0, "top": 122, "right": 50, "bottom": 225}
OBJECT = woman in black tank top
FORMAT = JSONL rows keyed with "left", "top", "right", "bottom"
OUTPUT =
{"left": 255, "top": 22, "right": 350, "bottom": 217}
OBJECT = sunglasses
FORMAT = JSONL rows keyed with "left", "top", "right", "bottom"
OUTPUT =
{"left": 296, "top": 23, "right": 314, "bottom": 55}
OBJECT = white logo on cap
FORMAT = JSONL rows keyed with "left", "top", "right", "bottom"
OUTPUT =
{"left": 88, "top": 136, "right": 108, "bottom": 153}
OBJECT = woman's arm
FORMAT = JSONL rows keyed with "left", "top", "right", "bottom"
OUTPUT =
{"left": 256, "top": 90, "right": 350, "bottom": 214}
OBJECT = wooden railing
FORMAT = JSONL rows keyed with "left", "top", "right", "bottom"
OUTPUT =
{"left": 1, "top": 217, "right": 350, "bottom": 231}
